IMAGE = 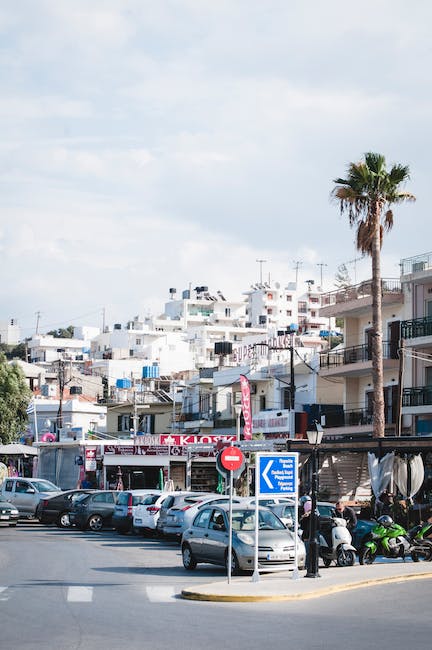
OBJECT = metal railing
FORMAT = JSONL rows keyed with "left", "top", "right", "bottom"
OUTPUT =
{"left": 320, "top": 279, "right": 401, "bottom": 308}
{"left": 401, "top": 317, "right": 432, "bottom": 339}
{"left": 402, "top": 387, "right": 432, "bottom": 407}
{"left": 320, "top": 341, "right": 398, "bottom": 368}
{"left": 400, "top": 251, "right": 432, "bottom": 276}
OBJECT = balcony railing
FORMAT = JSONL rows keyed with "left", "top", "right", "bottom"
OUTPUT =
{"left": 400, "top": 251, "right": 432, "bottom": 276}
{"left": 320, "top": 279, "right": 401, "bottom": 308}
{"left": 320, "top": 341, "right": 398, "bottom": 368}
{"left": 401, "top": 317, "right": 432, "bottom": 339}
{"left": 402, "top": 387, "right": 432, "bottom": 407}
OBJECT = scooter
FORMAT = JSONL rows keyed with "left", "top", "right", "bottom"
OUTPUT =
{"left": 318, "top": 515, "right": 357, "bottom": 567}
{"left": 359, "top": 515, "right": 431, "bottom": 564}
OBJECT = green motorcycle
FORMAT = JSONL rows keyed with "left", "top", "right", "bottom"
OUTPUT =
{"left": 359, "top": 515, "right": 432, "bottom": 565}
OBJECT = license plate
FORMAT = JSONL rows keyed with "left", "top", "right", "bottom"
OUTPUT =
{"left": 135, "top": 519, "right": 142, "bottom": 525}
{"left": 266, "top": 552, "right": 293, "bottom": 561}
{"left": 0, "top": 515, "right": 8, "bottom": 520}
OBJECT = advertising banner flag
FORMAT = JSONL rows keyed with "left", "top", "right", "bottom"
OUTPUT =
{"left": 239, "top": 374, "right": 253, "bottom": 440}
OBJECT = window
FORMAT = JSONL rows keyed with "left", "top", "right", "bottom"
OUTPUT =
{"left": 16, "top": 481, "right": 30, "bottom": 493}
{"left": 225, "top": 308, "right": 231, "bottom": 317}
{"left": 298, "top": 301, "right": 307, "bottom": 313}
{"left": 136, "top": 338, "right": 142, "bottom": 345}
{"left": 194, "top": 509, "right": 212, "bottom": 528}
{"left": 286, "top": 295, "right": 292, "bottom": 302}
{"left": 310, "top": 310, "right": 316, "bottom": 317}
{"left": 286, "top": 310, "right": 292, "bottom": 317}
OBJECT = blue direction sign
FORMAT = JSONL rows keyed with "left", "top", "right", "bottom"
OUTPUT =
{"left": 257, "top": 453, "right": 298, "bottom": 496}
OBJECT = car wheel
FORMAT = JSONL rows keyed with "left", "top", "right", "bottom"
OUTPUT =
{"left": 87, "top": 514, "right": 104, "bottom": 532}
{"left": 57, "top": 512, "right": 71, "bottom": 528}
{"left": 226, "top": 550, "right": 241, "bottom": 576}
{"left": 182, "top": 544, "right": 197, "bottom": 570}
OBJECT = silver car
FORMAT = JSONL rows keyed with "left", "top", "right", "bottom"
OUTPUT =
{"left": 182, "top": 504, "right": 306, "bottom": 574}
{"left": 0, "top": 477, "right": 62, "bottom": 517}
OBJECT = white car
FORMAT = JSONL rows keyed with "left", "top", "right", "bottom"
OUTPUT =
{"left": 159, "top": 493, "right": 243, "bottom": 539}
{"left": 133, "top": 491, "right": 193, "bottom": 534}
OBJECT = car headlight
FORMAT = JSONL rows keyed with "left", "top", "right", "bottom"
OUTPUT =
{"left": 11, "top": 509, "right": 19, "bottom": 515}
{"left": 236, "top": 532, "right": 255, "bottom": 546}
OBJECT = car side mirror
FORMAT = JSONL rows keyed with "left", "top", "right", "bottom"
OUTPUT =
{"left": 26, "top": 488, "right": 35, "bottom": 494}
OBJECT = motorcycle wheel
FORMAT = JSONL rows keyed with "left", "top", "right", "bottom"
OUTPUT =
{"left": 411, "top": 543, "right": 432, "bottom": 563}
{"left": 359, "top": 546, "right": 376, "bottom": 565}
{"left": 322, "top": 558, "right": 332, "bottom": 568}
{"left": 336, "top": 548, "right": 356, "bottom": 567}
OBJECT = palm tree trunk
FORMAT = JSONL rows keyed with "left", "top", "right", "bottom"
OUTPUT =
{"left": 371, "top": 203, "right": 385, "bottom": 438}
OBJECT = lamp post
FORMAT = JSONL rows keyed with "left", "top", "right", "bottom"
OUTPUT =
{"left": 289, "top": 324, "right": 298, "bottom": 439}
{"left": 234, "top": 403, "right": 242, "bottom": 443}
{"left": 305, "top": 420, "right": 324, "bottom": 578}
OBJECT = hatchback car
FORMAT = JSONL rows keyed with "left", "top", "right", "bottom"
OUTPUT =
{"left": 69, "top": 491, "right": 120, "bottom": 531}
{"left": 0, "top": 501, "right": 20, "bottom": 527}
{"left": 36, "top": 489, "right": 96, "bottom": 528}
{"left": 112, "top": 490, "right": 159, "bottom": 534}
{"left": 182, "top": 504, "right": 306, "bottom": 574}
{"left": 157, "top": 492, "right": 226, "bottom": 538}
{"left": 134, "top": 491, "right": 193, "bottom": 534}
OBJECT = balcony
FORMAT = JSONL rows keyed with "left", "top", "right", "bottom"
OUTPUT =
{"left": 320, "top": 341, "right": 398, "bottom": 377}
{"left": 400, "top": 251, "right": 432, "bottom": 276}
{"left": 402, "top": 387, "right": 432, "bottom": 408}
{"left": 401, "top": 317, "right": 432, "bottom": 344}
{"left": 319, "top": 279, "right": 402, "bottom": 317}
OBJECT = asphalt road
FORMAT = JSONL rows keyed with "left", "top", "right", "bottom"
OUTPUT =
{"left": 1, "top": 521, "right": 431, "bottom": 650}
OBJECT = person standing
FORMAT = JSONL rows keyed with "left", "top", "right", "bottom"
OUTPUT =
{"left": 334, "top": 500, "right": 357, "bottom": 532}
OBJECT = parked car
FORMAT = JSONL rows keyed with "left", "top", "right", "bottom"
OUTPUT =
{"left": 133, "top": 491, "right": 193, "bottom": 535}
{"left": 69, "top": 491, "right": 120, "bottom": 531}
{"left": 0, "top": 477, "right": 62, "bottom": 517}
{"left": 0, "top": 501, "right": 20, "bottom": 527}
{"left": 157, "top": 492, "right": 229, "bottom": 538}
{"left": 181, "top": 503, "right": 306, "bottom": 574}
{"left": 36, "top": 489, "right": 96, "bottom": 528}
{"left": 268, "top": 501, "right": 296, "bottom": 528}
{"left": 112, "top": 490, "right": 160, "bottom": 534}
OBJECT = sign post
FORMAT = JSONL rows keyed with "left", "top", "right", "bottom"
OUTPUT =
{"left": 220, "top": 446, "right": 244, "bottom": 583}
{"left": 253, "top": 452, "right": 299, "bottom": 582}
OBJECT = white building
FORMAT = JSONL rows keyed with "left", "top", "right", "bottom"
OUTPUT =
{"left": 0, "top": 318, "right": 20, "bottom": 345}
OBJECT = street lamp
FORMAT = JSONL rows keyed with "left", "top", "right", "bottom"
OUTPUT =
{"left": 305, "top": 420, "right": 324, "bottom": 578}
{"left": 234, "top": 403, "right": 242, "bottom": 442}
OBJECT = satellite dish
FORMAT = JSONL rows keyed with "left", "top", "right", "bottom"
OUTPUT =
{"left": 0, "top": 462, "right": 8, "bottom": 483}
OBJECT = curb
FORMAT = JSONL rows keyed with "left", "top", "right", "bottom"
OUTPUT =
{"left": 180, "top": 571, "right": 432, "bottom": 602}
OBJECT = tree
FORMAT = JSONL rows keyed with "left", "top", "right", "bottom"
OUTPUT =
{"left": 332, "top": 152, "right": 415, "bottom": 438}
{"left": 334, "top": 263, "right": 352, "bottom": 289}
{"left": 0, "top": 354, "right": 32, "bottom": 444}
{"left": 47, "top": 326, "right": 74, "bottom": 338}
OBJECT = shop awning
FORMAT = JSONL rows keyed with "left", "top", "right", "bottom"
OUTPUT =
{"left": 0, "top": 443, "right": 38, "bottom": 456}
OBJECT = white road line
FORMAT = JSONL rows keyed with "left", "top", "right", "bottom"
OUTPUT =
{"left": 146, "top": 586, "right": 177, "bottom": 602}
{"left": 67, "top": 586, "right": 93, "bottom": 602}
{"left": 0, "top": 586, "right": 8, "bottom": 600}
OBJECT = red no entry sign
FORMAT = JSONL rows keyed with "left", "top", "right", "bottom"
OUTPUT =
{"left": 220, "top": 446, "right": 244, "bottom": 471}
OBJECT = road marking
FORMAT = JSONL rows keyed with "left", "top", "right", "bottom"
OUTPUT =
{"left": 262, "top": 460, "right": 273, "bottom": 489}
{"left": 0, "top": 586, "right": 8, "bottom": 600}
{"left": 67, "top": 586, "right": 93, "bottom": 602}
{"left": 146, "top": 586, "right": 177, "bottom": 602}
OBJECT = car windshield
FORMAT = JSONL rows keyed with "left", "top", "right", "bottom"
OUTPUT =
{"left": 31, "top": 480, "right": 60, "bottom": 492}
{"left": 232, "top": 509, "right": 286, "bottom": 531}
{"left": 141, "top": 494, "right": 161, "bottom": 505}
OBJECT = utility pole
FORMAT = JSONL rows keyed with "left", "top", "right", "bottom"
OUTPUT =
{"left": 56, "top": 359, "right": 66, "bottom": 438}
{"left": 256, "top": 259, "right": 267, "bottom": 285}
{"left": 293, "top": 260, "right": 303, "bottom": 286}
{"left": 35, "top": 311, "right": 41, "bottom": 335}
{"left": 102, "top": 307, "right": 106, "bottom": 333}
{"left": 316, "top": 262, "right": 328, "bottom": 289}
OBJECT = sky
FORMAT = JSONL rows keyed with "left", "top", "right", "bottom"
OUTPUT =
{"left": 1, "top": 1, "right": 430, "bottom": 338}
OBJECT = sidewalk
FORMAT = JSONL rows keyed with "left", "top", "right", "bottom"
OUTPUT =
{"left": 181, "top": 561, "right": 432, "bottom": 602}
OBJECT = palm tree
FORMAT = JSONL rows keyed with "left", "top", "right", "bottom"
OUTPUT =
{"left": 332, "top": 153, "right": 415, "bottom": 438}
